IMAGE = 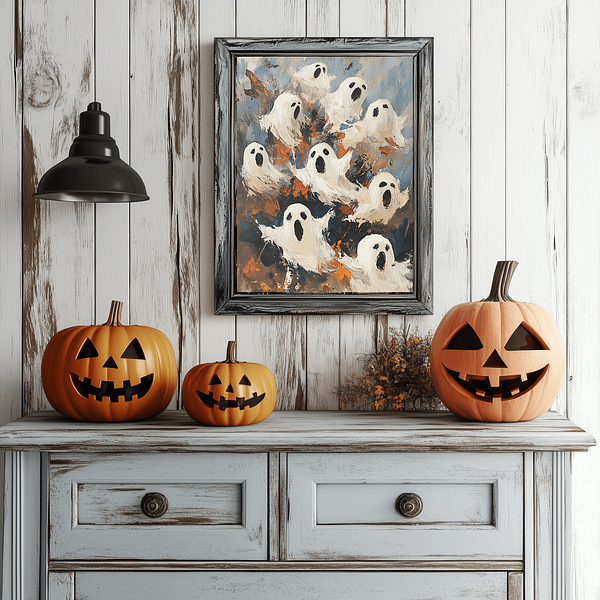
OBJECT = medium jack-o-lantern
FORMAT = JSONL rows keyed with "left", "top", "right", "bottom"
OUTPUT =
{"left": 182, "top": 341, "right": 276, "bottom": 426}
{"left": 430, "top": 261, "right": 565, "bottom": 422}
{"left": 42, "top": 301, "right": 177, "bottom": 422}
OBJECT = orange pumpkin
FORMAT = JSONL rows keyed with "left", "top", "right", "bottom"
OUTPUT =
{"left": 429, "top": 261, "right": 565, "bottom": 422}
{"left": 41, "top": 301, "right": 177, "bottom": 421}
{"left": 182, "top": 341, "right": 276, "bottom": 426}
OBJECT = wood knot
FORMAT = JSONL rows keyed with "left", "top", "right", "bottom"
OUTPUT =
{"left": 27, "top": 60, "right": 62, "bottom": 109}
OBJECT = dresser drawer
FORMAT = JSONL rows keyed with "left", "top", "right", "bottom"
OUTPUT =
{"left": 66, "top": 571, "right": 509, "bottom": 600}
{"left": 49, "top": 452, "right": 268, "bottom": 560}
{"left": 286, "top": 452, "right": 523, "bottom": 561}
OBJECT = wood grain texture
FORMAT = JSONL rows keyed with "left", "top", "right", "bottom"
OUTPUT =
{"left": 22, "top": 0, "right": 96, "bottom": 414}
{"left": 470, "top": 0, "right": 506, "bottom": 301}
{"left": 268, "top": 452, "right": 280, "bottom": 560}
{"left": 48, "top": 571, "right": 74, "bottom": 600}
{"left": 49, "top": 559, "right": 524, "bottom": 571}
{"left": 199, "top": 0, "right": 236, "bottom": 363}
{"left": 405, "top": 0, "right": 470, "bottom": 335}
{"left": 0, "top": 410, "right": 593, "bottom": 454}
{"left": 94, "top": 0, "right": 131, "bottom": 325}
{"left": 0, "top": 0, "right": 23, "bottom": 576}
{"left": 505, "top": 0, "right": 567, "bottom": 415}
{"left": 567, "top": 2, "right": 600, "bottom": 599}
{"left": 508, "top": 572, "right": 524, "bottom": 600}
{"left": 129, "top": 0, "right": 199, "bottom": 409}
{"left": 74, "top": 570, "right": 508, "bottom": 600}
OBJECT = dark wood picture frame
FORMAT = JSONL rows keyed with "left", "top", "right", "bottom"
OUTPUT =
{"left": 215, "top": 37, "right": 433, "bottom": 315}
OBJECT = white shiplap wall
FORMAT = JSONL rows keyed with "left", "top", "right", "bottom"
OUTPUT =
{"left": 1, "top": 0, "right": 599, "bottom": 596}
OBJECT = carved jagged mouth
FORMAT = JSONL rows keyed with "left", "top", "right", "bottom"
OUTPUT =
{"left": 70, "top": 373, "right": 154, "bottom": 403}
{"left": 444, "top": 365, "right": 548, "bottom": 402}
{"left": 196, "top": 390, "right": 265, "bottom": 411}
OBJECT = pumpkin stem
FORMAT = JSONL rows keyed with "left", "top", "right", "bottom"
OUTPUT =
{"left": 481, "top": 261, "right": 518, "bottom": 302}
{"left": 103, "top": 300, "right": 124, "bottom": 326}
{"left": 225, "top": 340, "right": 239, "bottom": 363}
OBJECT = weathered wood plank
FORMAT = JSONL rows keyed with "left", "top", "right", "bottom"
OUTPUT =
{"left": 49, "top": 559, "right": 524, "bottom": 572}
{"left": 268, "top": 452, "right": 280, "bottom": 561}
{"left": 94, "top": 0, "right": 131, "bottom": 324}
{"left": 508, "top": 572, "right": 524, "bottom": 600}
{"left": 2, "top": 452, "right": 42, "bottom": 600}
{"left": 199, "top": 0, "right": 236, "bottom": 363}
{"left": 404, "top": 0, "right": 471, "bottom": 334}
{"left": 0, "top": 411, "right": 593, "bottom": 454}
{"left": 48, "top": 571, "right": 74, "bottom": 599}
{"left": 470, "top": 0, "right": 506, "bottom": 301}
{"left": 567, "top": 2, "right": 600, "bottom": 599}
{"left": 74, "top": 570, "right": 509, "bottom": 599}
{"left": 505, "top": 0, "right": 567, "bottom": 414}
{"left": 234, "top": 0, "right": 307, "bottom": 410}
{"left": 22, "top": 0, "right": 96, "bottom": 414}
{"left": 129, "top": 0, "right": 199, "bottom": 409}
{"left": 0, "top": 0, "right": 23, "bottom": 575}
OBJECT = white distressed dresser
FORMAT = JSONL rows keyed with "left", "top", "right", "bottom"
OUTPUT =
{"left": 0, "top": 410, "right": 594, "bottom": 600}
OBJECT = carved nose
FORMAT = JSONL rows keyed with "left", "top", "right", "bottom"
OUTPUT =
{"left": 483, "top": 350, "right": 508, "bottom": 368}
{"left": 103, "top": 356, "right": 118, "bottom": 369}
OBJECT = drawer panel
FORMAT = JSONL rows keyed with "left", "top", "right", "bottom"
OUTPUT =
{"left": 49, "top": 453, "right": 268, "bottom": 561}
{"left": 287, "top": 452, "right": 523, "bottom": 561}
{"left": 77, "top": 482, "right": 242, "bottom": 526}
{"left": 72, "top": 571, "right": 508, "bottom": 600}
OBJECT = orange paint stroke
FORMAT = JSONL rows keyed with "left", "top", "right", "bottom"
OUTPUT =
{"left": 244, "top": 70, "right": 270, "bottom": 108}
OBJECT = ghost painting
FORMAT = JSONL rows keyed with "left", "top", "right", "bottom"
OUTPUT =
{"left": 234, "top": 53, "right": 415, "bottom": 295}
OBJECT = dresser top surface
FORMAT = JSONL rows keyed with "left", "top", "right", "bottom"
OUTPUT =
{"left": 0, "top": 410, "right": 594, "bottom": 453}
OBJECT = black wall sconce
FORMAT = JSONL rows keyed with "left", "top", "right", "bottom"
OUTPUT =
{"left": 33, "top": 102, "right": 149, "bottom": 203}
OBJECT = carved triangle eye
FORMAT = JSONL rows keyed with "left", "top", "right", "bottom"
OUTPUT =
{"left": 77, "top": 338, "right": 99, "bottom": 359}
{"left": 121, "top": 338, "right": 145, "bottom": 360}
{"left": 239, "top": 375, "right": 251, "bottom": 386}
{"left": 446, "top": 324, "right": 483, "bottom": 350}
{"left": 209, "top": 374, "right": 222, "bottom": 385}
{"left": 505, "top": 324, "right": 547, "bottom": 351}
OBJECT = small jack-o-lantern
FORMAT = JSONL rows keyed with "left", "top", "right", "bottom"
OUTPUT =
{"left": 430, "top": 261, "right": 565, "bottom": 422}
{"left": 42, "top": 301, "right": 177, "bottom": 422}
{"left": 182, "top": 341, "right": 276, "bottom": 426}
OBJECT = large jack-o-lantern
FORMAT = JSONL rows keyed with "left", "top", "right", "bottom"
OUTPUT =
{"left": 182, "top": 341, "right": 277, "bottom": 426}
{"left": 430, "top": 261, "right": 565, "bottom": 422}
{"left": 42, "top": 301, "right": 177, "bottom": 422}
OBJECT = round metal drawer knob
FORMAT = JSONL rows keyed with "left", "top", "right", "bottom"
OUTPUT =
{"left": 396, "top": 492, "right": 423, "bottom": 518}
{"left": 141, "top": 492, "right": 169, "bottom": 518}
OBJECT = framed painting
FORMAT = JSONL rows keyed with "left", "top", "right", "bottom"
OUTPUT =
{"left": 215, "top": 37, "right": 433, "bottom": 314}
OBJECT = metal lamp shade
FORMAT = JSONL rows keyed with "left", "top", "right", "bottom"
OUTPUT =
{"left": 33, "top": 102, "right": 149, "bottom": 203}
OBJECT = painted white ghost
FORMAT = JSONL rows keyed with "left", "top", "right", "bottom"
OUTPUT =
{"left": 341, "top": 99, "right": 411, "bottom": 150}
{"left": 322, "top": 77, "right": 368, "bottom": 130}
{"left": 349, "top": 172, "right": 409, "bottom": 224}
{"left": 258, "top": 203, "right": 334, "bottom": 274}
{"left": 259, "top": 92, "right": 306, "bottom": 151}
{"left": 291, "top": 62, "right": 335, "bottom": 104}
{"left": 339, "top": 234, "right": 411, "bottom": 293}
{"left": 241, "top": 142, "right": 285, "bottom": 196}
{"left": 293, "top": 142, "right": 365, "bottom": 206}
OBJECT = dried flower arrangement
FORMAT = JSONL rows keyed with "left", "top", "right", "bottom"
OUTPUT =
{"left": 338, "top": 326, "right": 445, "bottom": 411}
